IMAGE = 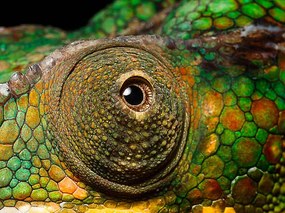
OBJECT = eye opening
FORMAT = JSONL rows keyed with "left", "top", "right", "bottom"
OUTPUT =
{"left": 120, "top": 76, "right": 153, "bottom": 112}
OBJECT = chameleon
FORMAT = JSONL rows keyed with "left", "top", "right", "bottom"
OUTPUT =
{"left": 0, "top": 0, "right": 284, "bottom": 212}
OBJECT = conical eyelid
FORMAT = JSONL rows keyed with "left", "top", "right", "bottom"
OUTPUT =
{"left": 34, "top": 35, "right": 191, "bottom": 198}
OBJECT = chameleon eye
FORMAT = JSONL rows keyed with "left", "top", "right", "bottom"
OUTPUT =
{"left": 120, "top": 77, "right": 153, "bottom": 112}
{"left": 43, "top": 38, "right": 190, "bottom": 198}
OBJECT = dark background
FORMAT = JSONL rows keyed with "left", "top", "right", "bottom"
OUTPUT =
{"left": 0, "top": 1, "right": 113, "bottom": 31}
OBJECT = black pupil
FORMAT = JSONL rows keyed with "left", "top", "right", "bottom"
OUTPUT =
{"left": 123, "top": 85, "right": 144, "bottom": 106}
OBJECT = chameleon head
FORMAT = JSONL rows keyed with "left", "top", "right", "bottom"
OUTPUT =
{"left": 42, "top": 36, "right": 190, "bottom": 197}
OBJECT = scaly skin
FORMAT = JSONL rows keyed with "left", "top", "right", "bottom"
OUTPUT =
{"left": 0, "top": 0, "right": 284, "bottom": 212}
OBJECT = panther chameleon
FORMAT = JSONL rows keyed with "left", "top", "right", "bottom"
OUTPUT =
{"left": 0, "top": 0, "right": 284, "bottom": 212}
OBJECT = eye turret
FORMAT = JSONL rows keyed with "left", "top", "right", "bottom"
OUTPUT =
{"left": 43, "top": 37, "right": 190, "bottom": 197}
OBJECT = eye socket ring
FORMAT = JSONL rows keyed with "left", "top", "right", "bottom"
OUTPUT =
{"left": 120, "top": 76, "right": 153, "bottom": 112}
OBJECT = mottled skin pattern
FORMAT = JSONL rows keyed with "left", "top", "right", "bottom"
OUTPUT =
{"left": 0, "top": 0, "right": 284, "bottom": 213}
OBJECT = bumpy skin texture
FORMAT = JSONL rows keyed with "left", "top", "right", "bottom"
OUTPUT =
{"left": 0, "top": 0, "right": 285, "bottom": 213}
